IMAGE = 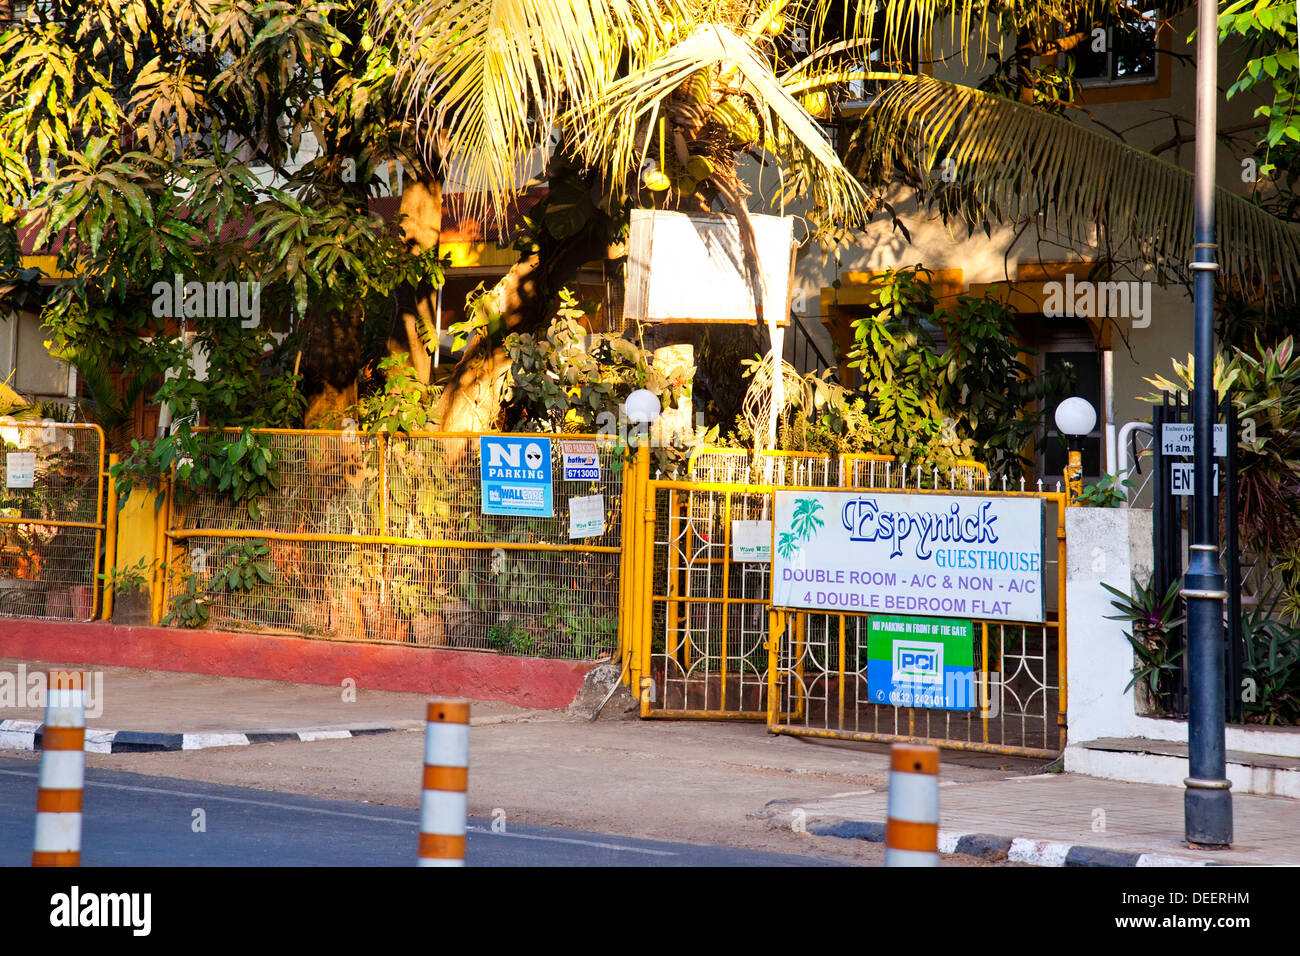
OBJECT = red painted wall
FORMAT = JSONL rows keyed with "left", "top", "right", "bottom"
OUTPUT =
{"left": 0, "top": 621, "right": 594, "bottom": 710}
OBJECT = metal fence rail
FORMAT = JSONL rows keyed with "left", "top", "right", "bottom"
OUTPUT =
{"left": 165, "top": 430, "right": 625, "bottom": 660}
{"left": 841, "top": 453, "right": 990, "bottom": 490}
{"left": 0, "top": 422, "right": 105, "bottom": 622}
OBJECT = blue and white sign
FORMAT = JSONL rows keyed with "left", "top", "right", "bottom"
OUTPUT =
{"left": 480, "top": 436, "right": 553, "bottom": 517}
{"left": 772, "top": 490, "right": 1045, "bottom": 623}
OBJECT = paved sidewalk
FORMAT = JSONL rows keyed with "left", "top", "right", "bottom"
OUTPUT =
{"left": 756, "top": 771, "right": 1300, "bottom": 866}
{"left": 0, "top": 657, "right": 538, "bottom": 750}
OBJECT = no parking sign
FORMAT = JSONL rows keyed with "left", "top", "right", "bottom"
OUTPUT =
{"left": 480, "top": 436, "right": 553, "bottom": 517}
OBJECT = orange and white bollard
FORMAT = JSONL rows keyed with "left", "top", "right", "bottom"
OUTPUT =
{"left": 418, "top": 699, "right": 469, "bottom": 867}
{"left": 33, "top": 672, "right": 86, "bottom": 867}
{"left": 884, "top": 742, "right": 940, "bottom": 867}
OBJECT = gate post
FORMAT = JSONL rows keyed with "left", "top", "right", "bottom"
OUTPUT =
{"left": 637, "top": 442, "right": 655, "bottom": 715}
{"left": 102, "top": 453, "right": 119, "bottom": 621}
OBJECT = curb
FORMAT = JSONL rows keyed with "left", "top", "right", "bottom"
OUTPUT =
{"left": 806, "top": 818, "right": 1217, "bottom": 867}
{"left": 0, "top": 719, "right": 401, "bottom": 754}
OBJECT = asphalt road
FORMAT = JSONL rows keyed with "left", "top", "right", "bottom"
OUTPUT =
{"left": 0, "top": 756, "right": 842, "bottom": 867}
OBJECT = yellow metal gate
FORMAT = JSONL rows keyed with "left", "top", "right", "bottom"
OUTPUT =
{"left": 765, "top": 489, "right": 1067, "bottom": 758}
{"left": 621, "top": 448, "right": 1067, "bottom": 757}
{"left": 0, "top": 422, "right": 106, "bottom": 621}
{"left": 631, "top": 449, "right": 836, "bottom": 720}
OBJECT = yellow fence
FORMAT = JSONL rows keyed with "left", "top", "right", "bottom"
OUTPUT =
{"left": 0, "top": 422, "right": 106, "bottom": 622}
{"left": 631, "top": 450, "right": 835, "bottom": 720}
{"left": 163, "top": 430, "right": 626, "bottom": 659}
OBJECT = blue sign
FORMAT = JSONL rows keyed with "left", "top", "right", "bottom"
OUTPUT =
{"left": 480, "top": 437, "right": 553, "bottom": 517}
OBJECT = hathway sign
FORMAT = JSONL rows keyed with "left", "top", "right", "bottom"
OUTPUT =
{"left": 480, "top": 436, "right": 553, "bottom": 517}
{"left": 771, "top": 490, "right": 1045, "bottom": 623}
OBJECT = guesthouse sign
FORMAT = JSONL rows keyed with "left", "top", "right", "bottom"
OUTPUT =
{"left": 771, "top": 491, "right": 1045, "bottom": 623}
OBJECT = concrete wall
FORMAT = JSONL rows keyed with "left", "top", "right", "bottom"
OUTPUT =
{"left": 1063, "top": 506, "right": 1153, "bottom": 743}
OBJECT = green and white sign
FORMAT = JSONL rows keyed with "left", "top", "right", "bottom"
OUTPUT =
{"left": 866, "top": 615, "right": 976, "bottom": 711}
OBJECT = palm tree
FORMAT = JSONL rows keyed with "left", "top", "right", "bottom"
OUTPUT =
{"left": 377, "top": 0, "right": 1300, "bottom": 429}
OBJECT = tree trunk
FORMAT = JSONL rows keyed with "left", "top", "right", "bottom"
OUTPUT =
{"left": 1015, "top": 28, "right": 1036, "bottom": 106}
{"left": 388, "top": 177, "right": 444, "bottom": 385}
{"left": 432, "top": 207, "right": 612, "bottom": 432}
{"left": 301, "top": 307, "right": 364, "bottom": 427}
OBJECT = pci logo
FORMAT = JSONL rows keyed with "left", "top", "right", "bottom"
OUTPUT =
{"left": 894, "top": 641, "right": 944, "bottom": 685}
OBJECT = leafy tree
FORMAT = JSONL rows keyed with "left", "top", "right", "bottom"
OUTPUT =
{"left": 0, "top": 0, "right": 446, "bottom": 443}
{"left": 846, "top": 266, "right": 1073, "bottom": 476}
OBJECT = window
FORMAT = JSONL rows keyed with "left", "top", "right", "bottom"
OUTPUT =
{"left": 7, "top": 1, "right": 65, "bottom": 23}
{"left": 1014, "top": 316, "right": 1104, "bottom": 484}
{"left": 1066, "top": 6, "right": 1159, "bottom": 86}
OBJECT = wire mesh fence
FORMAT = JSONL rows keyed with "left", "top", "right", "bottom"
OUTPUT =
{"left": 0, "top": 422, "right": 104, "bottom": 622}
{"left": 166, "top": 431, "right": 625, "bottom": 659}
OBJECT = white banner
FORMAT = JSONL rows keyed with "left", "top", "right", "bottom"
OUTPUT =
{"left": 772, "top": 491, "right": 1045, "bottom": 623}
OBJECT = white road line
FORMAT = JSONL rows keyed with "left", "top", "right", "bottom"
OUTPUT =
{"left": 464, "top": 825, "right": 676, "bottom": 856}
{"left": 0, "top": 767, "right": 677, "bottom": 857}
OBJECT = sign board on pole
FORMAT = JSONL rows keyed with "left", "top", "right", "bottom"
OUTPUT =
{"left": 5, "top": 451, "right": 35, "bottom": 489}
{"left": 1170, "top": 462, "right": 1220, "bottom": 496}
{"left": 866, "top": 615, "right": 977, "bottom": 711}
{"left": 480, "top": 436, "right": 553, "bottom": 517}
{"left": 1161, "top": 423, "right": 1227, "bottom": 457}
{"left": 771, "top": 490, "right": 1045, "bottom": 623}
{"left": 623, "top": 210, "right": 794, "bottom": 325}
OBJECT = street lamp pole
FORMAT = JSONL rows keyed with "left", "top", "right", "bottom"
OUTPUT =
{"left": 1183, "top": 0, "right": 1232, "bottom": 847}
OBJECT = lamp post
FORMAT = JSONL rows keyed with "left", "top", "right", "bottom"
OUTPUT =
{"left": 624, "top": 388, "right": 661, "bottom": 448}
{"left": 1184, "top": 0, "right": 1232, "bottom": 847}
{"left": 1055, "top": 397, "right": 1095, "bottom": 506}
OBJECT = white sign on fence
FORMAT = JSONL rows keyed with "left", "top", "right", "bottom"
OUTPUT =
{"left": 731, "top": 520, "right": 772, "bottom": 563}
{"left": 1161, "top": 423, "right": 1227, "bottom": 457}
{"left": 568, "top": 494, "right": 606, "bottom": 538}
{"left": 5, "top": 451, "right": 35, "bottom": 489}
{"left": 1170, "top": 462, "right": 1220, "bottom": 496}
{"left": 772, "top": 491, "right": 1046, "bottom": 623}
{"left": 561, "top": 440, "right": 601, "bottom": 481}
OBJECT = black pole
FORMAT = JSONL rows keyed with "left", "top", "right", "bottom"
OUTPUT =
{"left": 1183, "top": 0, "right": 1232, "bottom": 847}
{"left": 1226, "top": 399, "right": 1242, "bottom": 726}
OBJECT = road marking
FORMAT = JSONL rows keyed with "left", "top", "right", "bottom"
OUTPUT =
{"left": 0, "top": 767, "right": 677, "bottom": 857}
{"left": 464, "top": 825, "right": 675, "bottom": 856}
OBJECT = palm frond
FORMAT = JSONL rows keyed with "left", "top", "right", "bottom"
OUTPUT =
{"left": 576, "top": 23, "right": 870, "bottom": 228}
{"left": 373, "top": 0, "right": 661, "bottom": 231}
{"left": 855, "top": 76, "right": 1300, "bottom": 302}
